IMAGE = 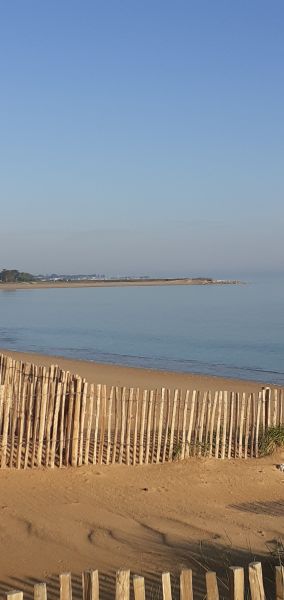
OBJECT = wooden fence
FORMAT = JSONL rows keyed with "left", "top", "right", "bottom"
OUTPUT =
{"left": 4, "top": 563, "right": 284, "bottom": 600}
{"left": 0, "top": 354, "right": 283, "bottom": 469}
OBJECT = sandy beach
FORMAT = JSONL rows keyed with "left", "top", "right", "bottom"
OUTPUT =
{"left": 0, "top": 348, "right": 269, "bottom": 394}
{"left": 0, "top": 278, "right": 240, "bottom": 291}
{"left": 0, "top": 455, "right": 283, "bottom": 592}
{"left": 0, "top": 349, "right": 282, "bottom": 592}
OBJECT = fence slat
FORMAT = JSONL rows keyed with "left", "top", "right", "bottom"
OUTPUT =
{"left": 116, "top": 570, "right": 130, "bottom": 600}
{"left": 133, "top": 388, "right": 139, "bottom": 466}
{"left": 249, "top": 562, "right": 265, "bottom": 600}
{"left": 125, "top": 388, "right": 133, "bottom": 466}
{"left": 139, "top": 390, "right": 147, "bottom": 464}
{"left": 206, "top": 571, "right": 219, "bottom": 600}
{"left": 118, "top": 387, "right": 126, "bottom": 464}
{"left": 185, "top": 390, "right": 197, "bottom": 458}
{"left": 60, "top": 573, "right": 72, "bottom": 600}
{"left": 112, "top": 386, "right": 119, "bottom": 464}
{"left": 93, "top": 384, "right": 101, "bottom": 465}
{"left": 34, "top": 583, "right": 47, "bottom": 600}
{"left": 78, "top": 381, "right": 88, "bottom": 466}
{"left": 84, "top": 384, "right": 94, "bottom": 465}
{"left": 162, "top": 572, "right": 172, "bottom": 600}
{"left": 98, "top": 384, "right": 107, "bottom": 465}
{"left": 229, "top": 567, "right": 244, "bottom": 600}
{"left": 106, "top": 386, "right": 114, "bottom": 465}
{"left": 145, "top": 390, "right": 153, "bottom": 464}
{"left": 244, "top": 394, "right": 251, "bottom": 460}
{"left": 82, "top": 570, "right": 99, "bottom": 600}
{"left": 276, "top": 565, "right": 284, "bottom": 600}
{"left": 1, "top": 385, "right": 12, "bottom": 468}
{"left": 133, "top": 576, "right": 145, "bottom": 600}
{"left": 169, "top": 389, "right": 178, "bottom": 461}
{"left": 6, "top": 592, "right": 23, "bottom": 600}
{"left": 209, "top": 391, "right": 218, "bottom": 458}
{"left": 180, "top": 569, "right": 193, "bottom": 600}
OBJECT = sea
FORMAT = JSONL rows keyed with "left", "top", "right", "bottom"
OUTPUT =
{"left": 0, "top": 276, "right": 283, "bottom": 384}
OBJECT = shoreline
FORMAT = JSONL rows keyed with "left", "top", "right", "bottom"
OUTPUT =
{"left": 0, "top": 277, "right": 241, "bottom": 291}
{"left": 0, "top": 348, "right": 269, "bottom": 392}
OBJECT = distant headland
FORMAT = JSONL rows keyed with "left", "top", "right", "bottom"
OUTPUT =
{"left": 0, "top": 269, "right": 242, "bottom": 289}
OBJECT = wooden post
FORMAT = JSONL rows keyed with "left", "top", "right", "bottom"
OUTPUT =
{"left": 151, "top": 390, "right": 157, "bottom": 463}
{"left": 156, "top": 387, "right": 165, "bottom": 463}
{"left": 227, "top": 392, "right": 235, "bottom": 459}
{"left": 1, "top": 385, "right": 12, "bottom": 468}
{"left": 9, "top": 368, "right": 20, "bottom": 467}
{"left": 115, "top": 570, "right": 130, "bottom": 600}
{"left": 71, "top": 377, "right": 82, "bottom": 467}
{"left": 162, "top": 389, "right": 171, "bottom": 462}
{"left": 6, "top": 593, "right": 23, "bottom": 600}
{"left": 58, "top": 376, "right": 68, "bottom": 467}
{"left": 34, "top": 583, "right": 47, "bottom": 600}
{"left": 229, "top": 567, "right": 244, "bottom": 600}
{"left": 238, "top": 393, "right": 246, "bottom": 458}
{"left": 206, "top": 572, "right": 219, "bottom": 600}
{"left": 139, "top": 390, "right": 147, "bottom": 464}
{"left": 250, "top": 393, "right": 256, "bottom": 458}
{"left": 60, "top": 573, "right": 72, "bottom": 600}
{"left": 168, "top": 389, "right": 178, "bottom": 461}
{"left": 82, "top": 570, "right": 99, "bottom": 600}
{"left": 145, "top": 390, "right": 153, "bottom": 464}
{"left": 244, "top": 394, "right": 251, "bottom": 459}
{"left": 181, "top": 390, "right": 189, "bottom": 459}
{"left": 249, "top": 562, "right": 265, "bottom": 600}
{"left": 24, "top": 381, "right": 35, "bottom": 469}
{"left": 272, "top": 389, "right": 278, "bottom": 427}
{"left": 45, "top": 381, "right": 56, "bottom": 467}
{"left": 16, "top": 380, "right": 27, "bottom": 469}
{"left": 133, "top": 576, "right": 145, "bottom": 600}
{"left": 65, "top": 381, "right": 75, "bottom": 466}
{"left": 264, "top": 387, "right": 271, "bottom": 429}
{"left": 162, "top": 572, "right": 172, "bottom": 600}
{"left": 106, "top": 386, "right": 114, "bottom": 465}
{"left": 204, "top": 391, "right": 212, "bottom": 456}
{"left": 255, "top": 393, "right": 261, "bottom": 458}
{"left": 50, "top": 382, "right": 62, "bottom": 468}
{"left": 132, "top": 388, "right": 139, "bottom": 466}
{"left": 214, "top": 391, "right": 223, "bottom": 458}
{"left": 276, "top": 566, "right": 284, "bottom": 600}
{"left": 93, "top": 384, "right": 101, "bottom": 465}
{"left": 78, "top": 381, "right": 88, "bottom": 466}
{"left": 185, "top": 390, "right": 197, "bottom": 458}
{"left": 98, "top": 384, "right": 107, "bottom": 465}
{"left": 118, "top": 387, "right": 126, "bottom": 464}
{"left": 198, "top": 391, "right": 207, "bottom": 456}
{"left": 112, "top": 386, "right": 119, "bottom": 464}
{"left": 126, "top": 388, "right": 133, "bottom": 466}
{"left": 84, "top": 384, "right": 95, "bottom": 465}
{"left": 180, "top": 569, "right": 193, "bottom": 600}
{"left": 209, "top": 391, "right": 218, "bottom": 458}
{"left": 221, "top": 391, "right": 228, "bottom": 459}
{"left": 234, "top": 393, "right": 240, "bottom": 459}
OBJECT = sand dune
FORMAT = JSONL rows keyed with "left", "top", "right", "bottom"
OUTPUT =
{"left": 0, "top": 455, "right": 283, "bottom": 589}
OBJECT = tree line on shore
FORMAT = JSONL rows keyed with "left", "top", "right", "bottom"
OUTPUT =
{"left": 0, "top": 269, "right": 34, "bottom": 283}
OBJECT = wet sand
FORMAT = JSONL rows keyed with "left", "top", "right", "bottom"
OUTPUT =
{"left": 0, "top": 348, "right": 268, "bottom": 393}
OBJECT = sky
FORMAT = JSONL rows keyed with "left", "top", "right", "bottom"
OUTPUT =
{"left": 0, "top": 1, "right": 283, "bottom": 277}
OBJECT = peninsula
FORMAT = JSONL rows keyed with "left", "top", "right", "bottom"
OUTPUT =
{"left": 0, "top": 276, "right": 241, "bottom": 290}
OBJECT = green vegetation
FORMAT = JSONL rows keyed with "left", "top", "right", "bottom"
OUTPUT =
{"left": 0, "top": 269, "right": 35, "bottom": 283}
{"left": 260, "top": 426, "right": 284, "bottom": 456}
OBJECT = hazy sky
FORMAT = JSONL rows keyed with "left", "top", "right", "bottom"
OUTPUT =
{"left": 1, "top": 1, "right": 283, "bottom": 276}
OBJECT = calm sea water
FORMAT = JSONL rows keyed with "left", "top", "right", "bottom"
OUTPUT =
{"left": 0, "top": 279, "right": 284, "bottom": 384}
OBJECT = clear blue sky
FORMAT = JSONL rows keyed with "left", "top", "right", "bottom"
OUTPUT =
{"left": 0, "top": 1, "right": 283, "bottom": 276}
